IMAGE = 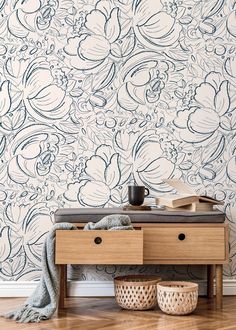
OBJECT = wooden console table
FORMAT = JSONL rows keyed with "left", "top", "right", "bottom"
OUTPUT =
{"left": 54, "top": 208, "right": 229, "bottom": 310}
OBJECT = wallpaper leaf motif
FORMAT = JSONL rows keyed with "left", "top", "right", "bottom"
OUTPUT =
{"left": 0, "top": 0, "right": 235, "bottom": 280}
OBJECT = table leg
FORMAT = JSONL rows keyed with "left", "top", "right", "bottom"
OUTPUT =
{"left": 215, "top": 264, "right": 223, "bottom": 309}
{"left": 65, "top": 265, "right": 68, "bottom": 298}
{"left": 59, "top": 264, "right": 66, "bottom": 309}
{"left": 207, "top": 265, "right": 215, "bottom": 299}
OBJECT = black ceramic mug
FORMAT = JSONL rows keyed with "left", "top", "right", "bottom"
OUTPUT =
{"left": 128, "top": 185, "right": 150, "bottom": 206}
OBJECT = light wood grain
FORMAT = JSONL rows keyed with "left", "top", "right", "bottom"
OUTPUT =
{"left": 143, "top": 225, "right": 227, "bottom": 264}
{"left": 55, "top": 223, "right": 229, "bottom": 309}
{"left": 59, "top": 265, "right": 66, "bottom": 309}
{"left": 207, "top": 265, "right": 215, "bottom": 299}
{"left": 55, "top": 230, "right": 143, "bottom": 265}
{"left": 1, "top": 296, "right": 236, "bottom": 330}
{"left": 216, "top": 265, "right": 223, "bottom": 309}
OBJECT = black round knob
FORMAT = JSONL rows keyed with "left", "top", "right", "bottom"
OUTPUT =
{"left": 94, "top": 237, "right": 102, "bottom": 244}
{"left": 178, "top": 233, "right": 185, "bottom": 241}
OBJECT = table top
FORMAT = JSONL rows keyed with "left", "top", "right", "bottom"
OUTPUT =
{"left": 54, "top": 208, "right": 225, "bottom": 224}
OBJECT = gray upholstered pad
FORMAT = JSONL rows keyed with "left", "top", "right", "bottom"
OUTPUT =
{"left": 54, "top": 208, "right": 225, "bottom": 223}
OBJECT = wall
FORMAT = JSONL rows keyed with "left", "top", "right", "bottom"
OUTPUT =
{"left": 0, "top": 0, "right": 236, "bottom": 283}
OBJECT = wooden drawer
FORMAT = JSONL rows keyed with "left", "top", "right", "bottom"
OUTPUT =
{"left": 55, "top": 230, "right": 143, "bottom": 264}
{"left": 143, "top": 225, "right": 228, "bottom": 264}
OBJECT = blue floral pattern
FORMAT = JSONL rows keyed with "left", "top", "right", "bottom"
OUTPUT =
{"left": 0, "top": 0, "right": 236, "bottom": 281}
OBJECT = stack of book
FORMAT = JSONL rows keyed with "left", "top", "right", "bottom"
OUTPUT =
{"left": 156, "top": 180, "right": 223, "bottom": 212}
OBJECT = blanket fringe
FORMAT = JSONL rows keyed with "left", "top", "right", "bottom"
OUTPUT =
{"left": 2, "top": 305, "right": 48, "bottom": 323}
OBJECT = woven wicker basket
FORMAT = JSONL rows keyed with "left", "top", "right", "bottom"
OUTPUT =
{"left": 157, "top": 281, "right": 198, "bottom": 315}
{"left": 114, "top": 275, "right": 161, "bottom": 310}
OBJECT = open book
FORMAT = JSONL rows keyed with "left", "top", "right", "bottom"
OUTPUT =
{"left": 156, "top": 179, "right": 224, "bottom": 210}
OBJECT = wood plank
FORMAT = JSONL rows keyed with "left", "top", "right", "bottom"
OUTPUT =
{"left": 207, "top": 265, "right": 215, "bottom": 299}
{"left": 55, "top": 230, "right": 143, "bottom": 265}
{"left": 143, "top": 227, "right": 226, "bottom": 263}
{"left": 58, "top": 265, "right": 66, "bottom": 309}
{"left": 216, "top": 264, "right": 223, "bottom": 309}
{"left": 0, "top": 297, "right": 236, "bottom": 330}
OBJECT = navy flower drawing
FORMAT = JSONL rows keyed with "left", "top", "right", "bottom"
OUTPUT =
{"left": 175, "top": 72, "right": 235, "bottom": 145}
{"left": 65, "top": 4, "right": 121, "bottom": 71}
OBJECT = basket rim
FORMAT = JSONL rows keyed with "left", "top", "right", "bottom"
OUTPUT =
{"left": 114, "top": 275, "right": 162, "bottom": 286}
{"left": 157, "top": 281, "right": 198, "bottom": 292}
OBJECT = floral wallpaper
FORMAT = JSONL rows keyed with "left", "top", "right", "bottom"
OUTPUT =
{"left": 0, "top": 0, "right": 236, "bottom": 282}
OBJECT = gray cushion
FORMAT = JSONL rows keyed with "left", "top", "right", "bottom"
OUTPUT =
{"left": 54, "top": 208, "right": 225, "bottom": 223}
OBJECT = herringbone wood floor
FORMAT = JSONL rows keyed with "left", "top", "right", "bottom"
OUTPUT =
{"left": 0, "top": 297, "right": 236, "bottom": 330}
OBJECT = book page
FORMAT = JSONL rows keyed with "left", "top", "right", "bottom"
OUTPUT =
{"left": 199, "top": 196, "right": 224, "bottom": 204}
{"left": 162, "top": 179, "right": 196, "bottom": 195}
